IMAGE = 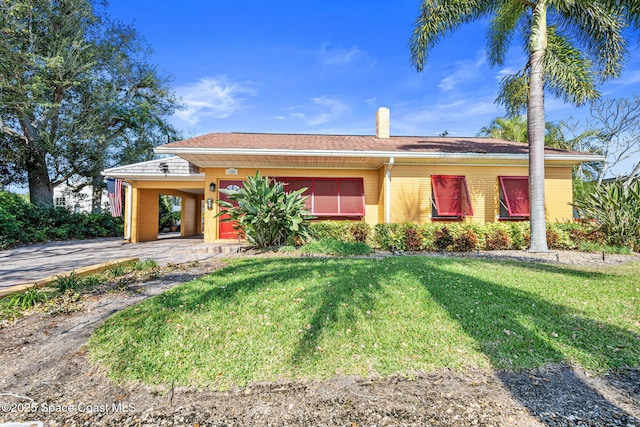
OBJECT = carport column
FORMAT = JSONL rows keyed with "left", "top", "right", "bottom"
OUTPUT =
{"left": 203, "top": 169, "right": 218, "bottom": 243}
{"left": 385, "top": 157, "right": 394, "bottom": 224}
{"left": 122, "top": 182, "right": 132, "bottom": 241}
{"left": 196, "top": 194, "right": 204, "bottom": 235}
{"left": 130, "top": 187, "right": 141, "bottom": 243}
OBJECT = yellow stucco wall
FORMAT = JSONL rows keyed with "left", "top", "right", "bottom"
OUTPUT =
{"left": 545, "top": 167, "right": 574, "bottom": 222}
{"left": 128, "top": 180, "right": 204, "bottom": 242}
{"left": 203, "top": 168, "right": 380, "bottom": 242}
{"left": 385, "top": 164, "right": 574, "bottom": 224}
{"left": 124, "top": 164, "right": 575, "bottom": 243}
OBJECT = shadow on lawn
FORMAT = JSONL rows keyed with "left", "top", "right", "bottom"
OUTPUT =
{"left": 94, "top": 255, "right": 640, "bottom": 423}
{"left": 289, "top": 258, "right": 383, "bottom": 364}
{"left": 410, "top": 256, "right": 640, "bottom": 425}
{"left": 92, "top": 257, "right": 386, "bottom": 381}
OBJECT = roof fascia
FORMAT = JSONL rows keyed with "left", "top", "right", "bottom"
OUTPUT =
{"left": 155, "top": 146, "right": 603, "bottom": 163}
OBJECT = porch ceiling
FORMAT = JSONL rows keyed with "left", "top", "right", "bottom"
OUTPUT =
{"left": 177, "top": 153, "right": 386, "bottom": 169}
{"left": 175, "top": 152, "right": 583, "bottom": 169}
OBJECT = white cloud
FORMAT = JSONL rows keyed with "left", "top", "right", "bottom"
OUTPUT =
{"left": 438, "top": 54, "right": 487, "bottom": 91}
{"left": 495, "top": 66, "right": 520, "bottom": 81}
{"left": 393, "top": 96, "right": 505, "bottom": 135}
{"left": 319, "top": 44, "right": 372, "bottom": 66}
{"left": 365, "top": 97, "right": 378, "bottom": 106}
{"left": 173, "top": 77, "right": 257, "bottom": 126}
{"left": 613, "top": 69, "right": 640, "bottom": 86}
{"left": 287, "top": 96, "right": 350, "bottom": 126}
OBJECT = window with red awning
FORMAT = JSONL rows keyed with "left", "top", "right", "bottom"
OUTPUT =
{"left": 431, "top": 175, "right": 473, "bottom": 217}
{"left": 499, "top": 176, "right": 530, "bottom": 217}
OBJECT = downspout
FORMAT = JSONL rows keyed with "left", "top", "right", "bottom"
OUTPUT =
{"left": 385, "top": 157, "right": 394, "bottom": 224}
{"left": 122, "top": 182, "right": 132, "bottom": 241}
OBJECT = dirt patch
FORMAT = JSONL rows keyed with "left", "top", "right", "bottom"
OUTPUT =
{"left": 1, "top": 254, "right": 639, "bottom": 426}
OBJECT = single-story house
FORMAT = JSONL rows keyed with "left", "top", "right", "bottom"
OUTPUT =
{"left": 53, "top": 182, "right": 108, "bottom": 213}
{"left": 102, "top": 108, "right": 602, "bottom": 243}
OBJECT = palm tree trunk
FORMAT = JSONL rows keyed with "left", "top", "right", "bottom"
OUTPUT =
{"left": 528, "top": 0, "right": 549, "bottom": 252}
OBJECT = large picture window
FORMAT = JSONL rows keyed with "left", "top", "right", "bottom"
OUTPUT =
{"left": 431, "top": 175, "right": 473, "bottom": 218}
{"left": 498, "top": 176, "right": 530, "bottom": 218}
{"left": 277, "top": 177, "right": 365, "bottom": 217}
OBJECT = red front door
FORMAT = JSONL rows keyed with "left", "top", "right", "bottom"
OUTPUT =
{"left": 218, "top": 180, "right": 244, "bottom": 239}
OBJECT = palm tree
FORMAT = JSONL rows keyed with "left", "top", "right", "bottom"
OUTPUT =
{"left": 410, "top": 1, "right": 637, "bottom": 252}
{"left": 479, "top": 116, "right": 528, "bottom": 143}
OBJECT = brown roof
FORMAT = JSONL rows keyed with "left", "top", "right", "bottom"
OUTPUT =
{"left": 158, "top": 132, "right": 583, "bottom": 156}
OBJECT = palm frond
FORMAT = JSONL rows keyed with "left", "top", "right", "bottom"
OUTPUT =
{"left": 595, "top": 0, "right": 640, "bottom": 28}
{"left": 487, "top": 1, "right": 526, "bottom": 66}
{"left": 410, "top": 0, "right": 498, "bottom": 71}
{"left": 543, "top": 27, "right": 600, "bottom": 106}
{"left": 496, "top": 69, "right": 528, "bottom": 117}
{"left": 553, "top": 0, "right": 627, "bottom": 79}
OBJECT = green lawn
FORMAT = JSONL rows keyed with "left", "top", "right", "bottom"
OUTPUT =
{"left": 89, "top": 256, "right": 640, "bottom": 389}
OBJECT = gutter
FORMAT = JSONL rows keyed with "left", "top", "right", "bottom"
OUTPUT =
{"left": 385, "top": 157, "right": 394, "bottom": 224}
{"left": 154, "top": 146, "right": 603, "bottom": 163}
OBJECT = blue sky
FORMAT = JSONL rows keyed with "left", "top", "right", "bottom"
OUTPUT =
{"left": 107, "top": 1, "right": 640, "bottom": 146}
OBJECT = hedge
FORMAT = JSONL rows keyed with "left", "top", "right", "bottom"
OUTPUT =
{"left": 308, "top": 220, "right": 611, "bottom": 252}
{"left": 0, "top": 191, "right": 123, "bottom": 249}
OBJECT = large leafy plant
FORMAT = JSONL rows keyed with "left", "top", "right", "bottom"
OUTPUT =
{"left": 216, "top": 172, "right": 314, "bottom": 248}
{"left": 572, "top": 179, "right": 640, "bottom": 251}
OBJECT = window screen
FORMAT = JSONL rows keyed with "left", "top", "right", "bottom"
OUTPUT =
{"left": 276, "top": 177, "right": 364, "bottom": 216}
{"left": 499, "top": 176, "right": 530, "bottom": 217}
{"left": 431, "top": 175, "right": 473, "bottom": 216}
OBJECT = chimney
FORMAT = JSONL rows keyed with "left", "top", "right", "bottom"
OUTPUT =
{"left": 376, "top": 107, "right": 390, "bottom": 139}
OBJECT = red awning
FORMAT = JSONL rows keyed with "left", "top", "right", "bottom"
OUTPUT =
{"left": 499, "top": 176, "right": 530, "bottom": 216}
{"left": 431, "top": 175, "right": 473, "bottom": 216}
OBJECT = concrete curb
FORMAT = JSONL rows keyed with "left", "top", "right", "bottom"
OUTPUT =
{"left": 0, "top": 257, "right": 139, "bottom": 299}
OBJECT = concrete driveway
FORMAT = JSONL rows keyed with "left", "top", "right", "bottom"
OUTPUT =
{"left": 0, "top": 235, "right": 243, "bottom": 289}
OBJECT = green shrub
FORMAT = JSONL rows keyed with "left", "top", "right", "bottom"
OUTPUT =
{"left": 483, "top": 224, "right": 511, "bottom": 250}
{"left": 349, "top": 222, "right": 371, "bottom": 243}
{"left": 278, "top": 245, "right": 297, "bottom": 253}
{"left": 365, "top": 221, "right": 604, "bottom": 252}
{"left": 507, "top": 222, "right": 528, "bottom": 250}
{"left": 453, "top": 227, "right": 479, "bottom": 252}
{"left": 567, "top": 222, "right": 605, "bottom": 246}
{"left": 217, "top": 172, "right": 314, "bottom": 248}
{"left": 547, "top": 224, "right": 577, "bottom": 250}
{"left": 81, "top": 213, "right": 123, "bottom": 238}
{"left": 373, "top": 223, "right": 406, "bottom": 250}
{"left": 309, "top": 221, "right": 353, "bottom": 242}
{"left": 433, "top": 226, "right": 455, "bottom": 251}
{"left": 404, "top": 224, "right": 423, "bottom": 251}
{"left": 572, "top": 179, "right": 640, "bottom": 251}
{"left": 0, "top": 190, "right": 123, "bottom": 249}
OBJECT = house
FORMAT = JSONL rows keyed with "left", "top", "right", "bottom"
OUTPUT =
{"left": 53, "top": 182, "right": 108, "bottom": 213}
{"left": 102, "top": 108, "right": 602, "bottom": 243}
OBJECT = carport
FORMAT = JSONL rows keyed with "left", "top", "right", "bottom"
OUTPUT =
{"left": 103, "top": 157, "right": 205, "bottom": 243}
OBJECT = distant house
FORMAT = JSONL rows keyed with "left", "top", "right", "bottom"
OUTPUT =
{"left": 102, "top": 108, "right": 602, "bottom": 243}
{"left": 52, "top": 182, "right": 108, "bottom": 213}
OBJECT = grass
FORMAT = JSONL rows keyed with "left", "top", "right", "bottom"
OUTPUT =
{"left": 578, "top": 242, "right": 633, "bottom": 254}
{"left": 299, "top": 238, "right": 373, "bottom": 256}
{"left": 4, "top": 286, "right": 49, "bottom": 310}
{"left": 0, "top": 259, "right": 163, "bottom": 324}
{"left": 88, "top": 256, "right": 640, "bottom": 390}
